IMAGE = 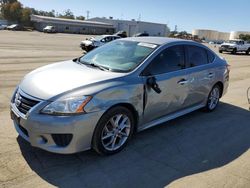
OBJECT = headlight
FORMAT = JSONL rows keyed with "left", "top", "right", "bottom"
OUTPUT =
{"left": 41, "top": 96, "right": 92, "bottom": 115}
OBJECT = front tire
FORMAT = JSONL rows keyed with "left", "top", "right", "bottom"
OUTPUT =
{"left": 205, "top": 85, "right": 221, "bottom": 112}
{"left": 219, "top": 50, "right": 223, "bottom": 53}
{"left": 231, "top": 48, "right": 237, "bottom": 54}
{"left": 92, "top": 106, "right": 135, "bottom": 155}
{"left": 246, "top": 48, "right": 250, "bottom": 55}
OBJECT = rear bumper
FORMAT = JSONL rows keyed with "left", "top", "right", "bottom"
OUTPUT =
{"left": 10, "top": 102, "right": 105, "bottom": 154}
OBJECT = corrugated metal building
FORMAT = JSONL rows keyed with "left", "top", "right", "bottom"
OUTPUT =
{"left": 88, "top": 17, "right": 170, "bottom": 37}
{"left": 30, "top": 15, "right": 115, "bottom": 35}
{"left": 192, "top": 29, "right": 230, "bottom": 41}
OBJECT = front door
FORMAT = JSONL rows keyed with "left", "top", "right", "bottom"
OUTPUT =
{"left": 141, "top": 45, "right": 190, "bottom": 124}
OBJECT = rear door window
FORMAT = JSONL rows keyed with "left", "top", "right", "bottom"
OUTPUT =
{"left": 187, "top": 45, "right": 208, "bottom": 67}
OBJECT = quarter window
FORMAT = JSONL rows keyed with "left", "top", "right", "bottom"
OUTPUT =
{"left": 145, "top": 45, "right": 185, "bottom": 75}
{"left": 207, "top": 50, "right": 215, "bottom": 63}
{"left": 187, "top": 46, "right": 208, "bottom": 67}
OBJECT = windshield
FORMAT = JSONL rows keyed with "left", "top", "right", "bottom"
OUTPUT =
{"left": 79, "top": 40, "right": 157, "bottom": 72}
{"left": 226, "top": 40, "right": 239, "bottom": 44}
{"left": 91, "top": 36, "right": 104, "bottom": 41}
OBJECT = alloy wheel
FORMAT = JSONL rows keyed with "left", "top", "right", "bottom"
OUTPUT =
{"left": 208, "top": 87, "right": 220, "bottom": 110}
{"left": 101, "top": 114, "right": 131, "bottom": 151}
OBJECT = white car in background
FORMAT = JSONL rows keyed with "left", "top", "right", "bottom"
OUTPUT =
{"left": 43, "top": 26, "right": 56, "bottom": 33}
{"left": 80, "top": 35, "right": 121, "bottom": 52}
{"left": 219, "top": 39, "right": 250, "bottom": 54}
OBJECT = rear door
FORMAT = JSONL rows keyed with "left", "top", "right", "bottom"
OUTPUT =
{"left": 141, "top": 45, "right": 190, "bottom": 124}
{"left": 184, "top": 45, "right": 216, "bottom": 106}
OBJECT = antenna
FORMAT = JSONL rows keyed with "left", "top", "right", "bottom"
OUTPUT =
{"left": 86, "top": 10, "right": 90, "bottom": 19}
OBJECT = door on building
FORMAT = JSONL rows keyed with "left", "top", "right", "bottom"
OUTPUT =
{"left": 128, "top": 25, "right": 136, "bottom": 37}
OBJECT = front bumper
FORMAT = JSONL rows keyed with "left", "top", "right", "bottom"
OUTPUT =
{"left": 219, "top": 46, "right": 235, "bottom": 52}
{"left": 80, "top": 43, "right": 94, "bottom": 51}
{"left": 10, "top": 102, "right": 105, "bottom": 154}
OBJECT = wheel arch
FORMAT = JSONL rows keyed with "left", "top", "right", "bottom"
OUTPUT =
{"left": 214, "top": 81, "right": 224, "bottom": 98}
{"left": 106, "top": 103, "right": 139, "bottom": 132}
{"left": 91, "top": 102, "right": 139, "bottom": 153}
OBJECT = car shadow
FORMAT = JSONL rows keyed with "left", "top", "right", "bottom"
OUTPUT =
{"left": 221, "top": 52, "right": 250, "bottom": 56}
{"left": 17, "top": 102, "right": 250, "bottom": 188}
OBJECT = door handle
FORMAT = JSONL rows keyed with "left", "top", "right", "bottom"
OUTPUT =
{"left": 177, "top": 79, "right": 188, "bottom": 85}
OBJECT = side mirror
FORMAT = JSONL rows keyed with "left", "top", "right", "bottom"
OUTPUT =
{"left": 147, "top": 77, "right": 161, "bottom": 94}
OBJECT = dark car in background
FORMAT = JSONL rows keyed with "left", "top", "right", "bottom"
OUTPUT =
{"left": 114, "top": 30, "right": 127, "bottom": 38}
{"left": 133, "top": 32, "right": 149, "bottom": 37}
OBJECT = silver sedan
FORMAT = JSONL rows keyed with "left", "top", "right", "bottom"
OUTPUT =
{"left": 10, "top": 37, "right": 230, "bottom": 155}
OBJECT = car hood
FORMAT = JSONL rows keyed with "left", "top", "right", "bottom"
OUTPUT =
{"left": 20, "top": 60, "right": 124, "bottom": 100}
{"left": 221, "top": 43, "right": 235, "bottom": 46}
{"left": 81, "top": 40, "right": 93, "bottom": 45}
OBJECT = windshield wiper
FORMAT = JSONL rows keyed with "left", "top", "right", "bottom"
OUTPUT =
{"left": 89, "top": 63, "right": 110, "bottom": 71}
{"left": 79, "top": 61, "right": 110, "bottom": 71}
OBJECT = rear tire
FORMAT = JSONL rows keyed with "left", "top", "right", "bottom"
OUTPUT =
{"left": 204, "top": 85, "right": 221, "bottom": 112}
{"left": 92, "top": 106, "right": 135, "bottom": 155}
{"left": 231, "top": 48, "right": 237, "bottom": 54}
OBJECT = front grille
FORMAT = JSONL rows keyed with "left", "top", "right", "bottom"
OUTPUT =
{"left": 52, "top": 134, "right": 73, "bottom": 147}
{"left": 221, "top": 45, "right": 229, "bottom": 48}
{"left": 14, "top": 91, "right": 40, "bottom": 115}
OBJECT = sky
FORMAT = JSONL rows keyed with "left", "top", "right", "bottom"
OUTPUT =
{"left": 19, "top": 0, "right": 250, "bottom": 33}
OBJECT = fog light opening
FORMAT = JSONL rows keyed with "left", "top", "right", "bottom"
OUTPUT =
{"left": 40, "top": 136, "right": 48, "bottom": 144}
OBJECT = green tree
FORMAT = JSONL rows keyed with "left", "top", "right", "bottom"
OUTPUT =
{"left": 239, "top": 34, "right": 250, "bottom": 42}
{"left": 76, "top": 15, "right": 85, "bottom": 20}
{"left": 21, "top": 7, "right": 32, "bottom": 26}
{"left": 0, "top": 0, "right": 17, "bottom": 5}
{"left": 1, "top": 1, "right": 22, "bottom": 22}
{"left": 58, "top": 9, "right": 74, "bottom": 19}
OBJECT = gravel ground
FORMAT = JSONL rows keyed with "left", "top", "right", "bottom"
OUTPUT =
{"left": 0, "top": 31, "right": 250, "bottom": 188}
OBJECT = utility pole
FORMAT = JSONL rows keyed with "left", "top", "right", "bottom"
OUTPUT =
{"left": 138, "top": 14, "right": 141, "bottom": 21}
{"left": 174, "top": 25, "right": 178, "bottom": 32}
{"left": 86, "top": 10, "right": 90, "bottom": 20}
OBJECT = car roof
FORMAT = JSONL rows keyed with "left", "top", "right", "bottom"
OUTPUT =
{"left": 120, "top": 37, "right": 195, "bottom": 46}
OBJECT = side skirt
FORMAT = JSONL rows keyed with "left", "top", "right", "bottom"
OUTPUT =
{"left": 138, "top": 104, "right": 205, "bottom": 132}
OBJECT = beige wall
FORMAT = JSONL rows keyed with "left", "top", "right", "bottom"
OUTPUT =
{"left": 218, "top": 32, "right": 230, "bottom": 41}
{"left": 230, "top": 31, "right": 250, "bottom": 40}
{"left": 192, "top": 29, "right": 230, "bottom": 41}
